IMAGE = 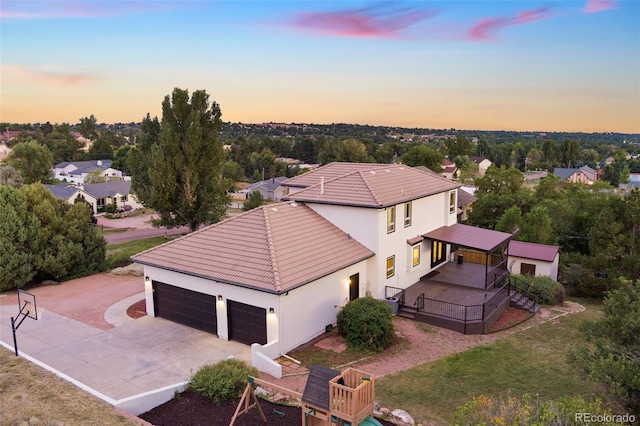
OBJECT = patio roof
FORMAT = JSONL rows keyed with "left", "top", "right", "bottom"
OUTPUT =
{"left": 422, "top": 223, "right": 514, "bottom": 253}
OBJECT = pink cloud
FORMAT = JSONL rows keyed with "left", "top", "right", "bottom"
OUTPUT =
{"left": 467, "top": 7, "right": 555, "bottom": 41}
{"left": 3, "top": 64, "right": 96, "bottom": 86}
{"left": 0, "top": 1, "right": 182, "bottom": 20}
{"left": 583, "top": 0, "right": 617, "bottom": 13}
{"left": 284, "top": 4, "right": 437, "bottom": 39}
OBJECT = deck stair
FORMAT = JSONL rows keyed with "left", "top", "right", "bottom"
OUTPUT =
{"left": 398, "top": 305, "right": 417, "bottom": 320}
{"left": 510, "top": 292, "right": 540, "bottom": 314}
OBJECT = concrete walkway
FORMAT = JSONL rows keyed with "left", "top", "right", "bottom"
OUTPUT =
{"left": 0, "top": 282, "right": 251, "bottom": 404}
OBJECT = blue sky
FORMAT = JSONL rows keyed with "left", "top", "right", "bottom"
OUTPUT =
{"left": 1, "top": 0, "right": 638, "bottom": 132}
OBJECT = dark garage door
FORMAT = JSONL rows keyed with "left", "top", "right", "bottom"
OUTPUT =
{"left": 153, "top": 281, "right": 217, "bottom": 334}
{"left": 227, "top": 300, "right": 267, "bottom": 345}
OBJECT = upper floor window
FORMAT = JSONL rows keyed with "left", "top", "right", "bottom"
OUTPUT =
{"left": 387, "top": 206, "right": 396, "bottom": 233}
{"left": 449, "top": 191, "right": 456, "bottom": 214}
{"left": 386, "top": 255, "right": 395, "bottom": 278}
{"left": 404, "top": 202, "right": 412, "bottom": 227}
{"left": 412, "top": 245, "right": 421, "bottom": 267}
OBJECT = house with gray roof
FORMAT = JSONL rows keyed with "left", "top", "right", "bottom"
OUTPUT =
{"left": 132, "top": 162, "right": 518, "bottom": 377}
{"left": 44, "top": 180, "right": 143, "bottom": 213}
{"left": 53, "top": 159, "right": 124, "bottom": 184}
{"left": 243, "top": 176, "right": 288, "bottom": 201}
{"left": 553, "top": 165, "right": 599, "bottom": 185}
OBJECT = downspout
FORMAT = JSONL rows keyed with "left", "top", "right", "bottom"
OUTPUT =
{"left": 280, "top": 352, "right": 301, "bottom": 365}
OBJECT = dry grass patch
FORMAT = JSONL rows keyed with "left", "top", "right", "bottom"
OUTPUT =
{"left": 0, "top": 348, "right": 137, "bottom": 426}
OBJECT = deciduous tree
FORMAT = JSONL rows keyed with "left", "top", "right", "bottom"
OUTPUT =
{"left": 7, "top": 140, "right": 53, "bottom": 183}
{"left": 399, "top": 145, "right": 443, "bottom": 172}
{"left": 130, "top": 88, "right": 230, "bottom": 232}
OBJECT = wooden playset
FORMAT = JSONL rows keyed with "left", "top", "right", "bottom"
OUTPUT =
{"left": 230, "top": 364, "right": 381, "bottom": 426}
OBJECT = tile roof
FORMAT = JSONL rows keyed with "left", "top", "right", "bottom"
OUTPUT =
{"left": 283, "top": 162, "right": 389, "bottom": 188}
{"left": 457, "top": 188, "right": 476, "bottom": 208}
{"left": 508, "top": 240, "right": 559, "bottom": 262}
{"left": 132, "top": 202, "right": 374, "bottom": 294}
{"left": 284, "top": 164, "right": 460, "bottom": 208}
{"left": 423, "top": 223, "right": 513, "bottom": 252}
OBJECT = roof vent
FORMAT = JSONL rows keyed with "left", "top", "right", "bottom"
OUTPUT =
{"left": 271, "top": 207, "right": 278, "bottom": 212}
{"left": 385, "top": 169, "right": 390, "bottom": 172}
{"left": 369, "top": 170, "right": 376, "bottom": 175}
{"left": 320, "top": 177, "right": 325, "bottom": 195}
{"left": 289, "top": 202, "right": 298, "bottom": 207}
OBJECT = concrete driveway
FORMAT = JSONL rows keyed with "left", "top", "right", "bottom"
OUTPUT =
{"left": 0, "top": 274, "right": 251, "bottom": 404}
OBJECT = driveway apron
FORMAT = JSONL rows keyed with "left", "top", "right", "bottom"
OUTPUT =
{"left": 0, "top": 286, "right": 251, "bottom": 401}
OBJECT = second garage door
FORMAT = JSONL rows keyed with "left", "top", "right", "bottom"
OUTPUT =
{"left": 153, "top": 281, "right": 217, "bottom": 335}
{"left": 227, "top": 300, "right": 267, "bottom": 345}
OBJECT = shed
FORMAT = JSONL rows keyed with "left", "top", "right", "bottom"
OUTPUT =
{"left": 507, "top": 240, "right": 560, "bottom": 281}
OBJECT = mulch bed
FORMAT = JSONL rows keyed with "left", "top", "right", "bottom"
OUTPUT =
{"left": 139, "top": 389, "right": 395, "bottom": 426}
{"left": 126, "top": 299, "right": 147, "bottom": 319}
{"left": 487, "top": 307, "right": 533, "bottom": 333}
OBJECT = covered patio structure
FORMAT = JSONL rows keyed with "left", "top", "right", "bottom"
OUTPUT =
{"left": 386, "top": 224, "right": 517, "bottom": 334}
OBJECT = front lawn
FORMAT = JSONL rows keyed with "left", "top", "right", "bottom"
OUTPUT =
{"left": 375, "top": 298, "right": 611, "bottom": 425}
{"left": 105, "top": 236, "right": 168, "bottom": 268}
{"left": 0, "top": 348, "right": 136, "bottom": 425}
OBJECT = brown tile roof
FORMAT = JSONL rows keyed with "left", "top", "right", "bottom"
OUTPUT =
{"left": 283, "top": 162, "right": 389, "bottom": 188}
{"left": 423, "top": 223, "right": 513, "bottom": 252}
{"left": 284, "top": 164, "right": 460, "bottom": 208}
{"left": 457, "top": 188, "right": 477, "bottom": 208}
{"left": 508, "top": 240, "right": 559, "bottom": 262}
{"left": 132, "top": 203, "right": 374, "bottom": 294}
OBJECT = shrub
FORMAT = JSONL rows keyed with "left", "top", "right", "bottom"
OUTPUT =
{"left": 103, "top": 203, "right": 118, "bottom": 214}
{"left": 451, "top": 394, "right": 617, "bottom": 426}
{"left": 510, "top": 274, "right": 565, "bottom": 305}
{"left": 337, "top": 297, "right": 394, "bottom": 353}
{"left": 188, "top": 358, "right": 259, "bottom": 404}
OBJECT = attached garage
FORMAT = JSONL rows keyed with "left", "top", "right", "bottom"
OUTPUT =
{"left": 227, "top": 300, "right": 267, "bottom": 345}
{"left": 153, "top": 281, "right": 217, "bottom": 335}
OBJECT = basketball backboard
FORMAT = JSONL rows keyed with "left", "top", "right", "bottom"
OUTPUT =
{"left": 17, "top": 289, "right": 37, "bottom": 320}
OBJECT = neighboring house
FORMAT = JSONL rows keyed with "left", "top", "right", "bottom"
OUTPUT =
{"left": 457, "top": 188, "right": 476, "bottom": 222}
{"left": 471, "top": 157, "right": 492, "bottom": 176}
{"left": 132, "top": 162, "right": 517, "bottom": 375}
{"left": 627, "top": 173, "right": 640, "bottom": 188}
{"left": 44, "top": 180, "right": 143, "bottom": 213}
{"left": 243, "top": 177, "right": 289, "bottom": 201}
{"left": 507, "top": 240, "right": 560, "bottom": 281}
{"left": 553, "top": 166, "right": 599, "bottom": 185}
{"left": 0, "top": 142, "right": 11, "bottom": 161}
{"left": 440, "top": 159, "right": 458, "bottom": 180}
{"left": 53, "top": 159, "right": 124, "bottom": 184}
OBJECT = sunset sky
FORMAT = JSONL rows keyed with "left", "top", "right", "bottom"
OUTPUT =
{"left": 1, "top": 0, "right": 638, "bottom": 133}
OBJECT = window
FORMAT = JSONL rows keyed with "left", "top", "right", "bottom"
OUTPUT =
{"left": 404, "top": 202, "right": 412, "bottom": 227}
{"left": 387, "top": 206, "right": 396, "bottom": 233}
{"left": 412, "top": 245, "right": 420, "bottom": 267}
{"left": 386, "top": 256, "right": 395, "bottom": 278}
{"left": 431, "top": 240, "right": 446, "bottom": 267}
{"left": 449, "top": 191, "right": 456, "bottom": 214}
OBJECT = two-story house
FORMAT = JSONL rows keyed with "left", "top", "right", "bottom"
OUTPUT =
{"left": 132, "top": 163, "right": 517, "bottom": 377}
{"left": 53, "top": 159, "right": 124, "bottom": 184}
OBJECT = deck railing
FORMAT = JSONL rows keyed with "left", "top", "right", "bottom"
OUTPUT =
{"left": 485, "top": 258, "right": 508, "bottom": 289}
{"left": 415, "top": 277, "right": 513, "bottom": 323}
{"left": 384, "top": 286, "right": 405, "bottom": 306}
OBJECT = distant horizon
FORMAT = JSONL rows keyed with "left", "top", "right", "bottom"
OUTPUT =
{"left": 2, "top": 118, "right": 640, "bottom": 136}
{"left": 1, "top": 1, "right": 638, "bottom": 134}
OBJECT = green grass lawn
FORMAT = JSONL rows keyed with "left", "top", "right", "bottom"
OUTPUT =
{"left": 105, "top": 236, "right": 168, "bottom": 268}
{"left": 375, "top": 299, "right": 610, "bottom": 425}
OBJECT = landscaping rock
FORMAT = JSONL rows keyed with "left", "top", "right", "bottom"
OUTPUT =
{"left": 391, "top": 409, "right": 414, "bottom": 425}
{"left": 111, "top": 263, "right": 144, "bottom": 276}
{"left": 380, "top": 407, "right": 391, "bottom": 415}
{"left": 40, "top": 280, "right": 59, "bottom": 286}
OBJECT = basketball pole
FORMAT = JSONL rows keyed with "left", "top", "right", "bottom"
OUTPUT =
{"left": 11, "top": 301, "right": 31, "bottom": 356}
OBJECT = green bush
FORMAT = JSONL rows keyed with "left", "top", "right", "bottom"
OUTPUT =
{"left": 510, "top": 274, "right": 565, "bottom": 305}
{"left": 103, "top": 203, "right": 118, "bottom": 214}
{"left": 451, "top": 394, "right": 618, "bottom": 426}
{"left": 337, "top": 297, "right": 394, "bottom": 353}
{"left": 188, "top": 358, "right": 259, "bottom": 404}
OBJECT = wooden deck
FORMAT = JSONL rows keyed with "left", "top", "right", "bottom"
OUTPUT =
{"left": 396, "top": 261, "right": 511, "bottom": 334}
